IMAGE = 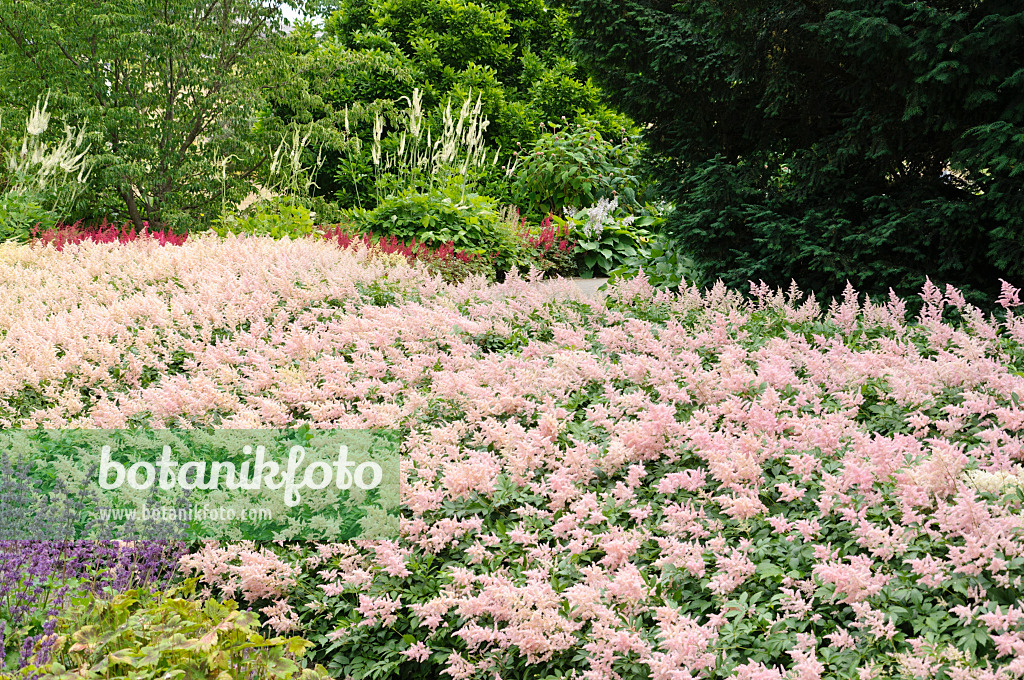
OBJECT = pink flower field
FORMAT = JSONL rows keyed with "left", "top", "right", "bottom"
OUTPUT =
{"left": 2, "top": 236, "right": 1023, "bottom": 680}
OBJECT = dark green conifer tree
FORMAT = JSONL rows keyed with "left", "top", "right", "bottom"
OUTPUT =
{"left": 569, "top": 0, "right": 1024, "bottom": 300}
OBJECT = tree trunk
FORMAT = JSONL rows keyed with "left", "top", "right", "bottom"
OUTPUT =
{"left": 123, "top": 188, "right": 146, "bottom": 232}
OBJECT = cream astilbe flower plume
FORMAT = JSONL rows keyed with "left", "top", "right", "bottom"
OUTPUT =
{"left": 25, "top": 93, "right": 51, "bottom": 137}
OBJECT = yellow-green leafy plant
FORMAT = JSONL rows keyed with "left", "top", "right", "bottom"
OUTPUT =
{"left": 13, "top": 580, "right": 328, "bottom": 680}
{"left": 212, "top": 199, "right": 317, "bottom": 239}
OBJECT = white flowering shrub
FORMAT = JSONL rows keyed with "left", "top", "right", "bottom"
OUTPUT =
{"left": 0, "top": 94, "right": 92, "bottom": 240}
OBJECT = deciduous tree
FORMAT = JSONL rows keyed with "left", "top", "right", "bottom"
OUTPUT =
{"left": 0, "top": 0, "right": 292, "bottom": 230}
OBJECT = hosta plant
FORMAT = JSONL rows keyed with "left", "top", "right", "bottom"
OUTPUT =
{"left": 350, "top": 184, "right": 499, "bottom": 251}
{"left": 607, "top": 203, "right": 705, "bottom": 289}
{"left": 563, "top": 197, "right": 653, "bottom": 277}
{"left": 609, "top": 230, "right": 705, "bottom": 290}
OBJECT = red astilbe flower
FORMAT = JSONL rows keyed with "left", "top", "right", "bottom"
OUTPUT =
{"left": 321, "top": 227, "right": 480, "bottom": 265}
{"left": 321, "top": 227, "right": 492, "bottom": 283}
{"left": 34, "top": 219, "right": 188, "bottom": 250}
{"left": 526, "top": 213, "right": 574, "bottom": 255}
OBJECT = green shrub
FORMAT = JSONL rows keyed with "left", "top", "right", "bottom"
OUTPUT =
{"left": 511, "top": 122, "right": 642, "bottom": 220}
{"left": 213, "top": 198, "right": 317, "bottom": 239}
{"left": 14, "top": 581, "right": 328, "bottom": 680}
{"left": 346, "top": 186, "right": 548, "bottom": 276}
{"left": 311, "top": 0, "right": 628, "bottom": 157}
{"left": 0, "top": 193, "right": 57, "bottom": 243}
{"left": 568, "top": 0, "right": 1024, "bottom": 303}
{"left": 355, "top": 184, "right": 499, "bottom": 252}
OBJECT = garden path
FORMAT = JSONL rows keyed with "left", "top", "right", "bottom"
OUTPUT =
{"left": 534, "top": 277, "right": 608, "bottom": 300}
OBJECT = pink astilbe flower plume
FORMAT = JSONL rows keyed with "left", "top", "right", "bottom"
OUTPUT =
{"left": 3, "top": 244, "right": 1024, "bottom": 679}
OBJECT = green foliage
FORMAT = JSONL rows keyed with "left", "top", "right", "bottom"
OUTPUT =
{"left": 524, "top": 58, "right": 607, "bottom": 129}
{"left": 344, "top": 184, "right": 549, "bottom": 275}
{"left": 353, "top": 184, "right": 501, "bottom": 253}
{"left": 0, "top": 95, "right": 92, "bottom": 238}
{"left": 270, "top": 0, "right": 636, "bottom": 210}
{"left": 561, "top": 199, "right": 653, "bottom": 277}
{"left": 212, "top": 198, "right": 318, "bottom": 239}
{"left": 568, "top": 0, "right": 1024, "bottom": 303}
{"left": 0, "top": 0, "right": 286, "bottom": 231}
{"left": 14, "top": 582, "right": 328, "bottom": 680}
{"left": 573, "top": 225, "right": 643, "bottom": 278}
{"left": 265, "top": 26, "right": 421, "bottom": 208}
{"left": 489, "top": 207, "right": 537, "bottom": 275}
{"left": 512, "top": 122, "right": 643, "bottom": 220}
{"left": 609, "top": 232, "right": 705, "bottom": 290}
{"left": 364, "top": 90, "right": 502, "bottom": 205}
{"left": 329, "top": 0, "right": 516, "bottom": 76}
{"left": 0, "top": 193, "right": 56, "bottom": 243}
{"left": 325, "top": 0, "right": 551, "bottom": 91}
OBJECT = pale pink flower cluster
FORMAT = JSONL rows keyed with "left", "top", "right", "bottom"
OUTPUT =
{"left": 812, "top": 554, "right": 891, "bottom": 604}
{"left": 4, "top": 241, "right": 1024, "bottom": 678}
{"left": 178, "top": 540, "right": 297, "bottom": 606}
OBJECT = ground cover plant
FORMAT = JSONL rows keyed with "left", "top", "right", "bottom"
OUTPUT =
{"left": 11, "top": 581, "right": 329, "bottom": 680}
{"left": 0, "top": 238, "right": 1022, "bottom": 679}
{"left": 0, "top": 539, "right": 182, "bottom": 669}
